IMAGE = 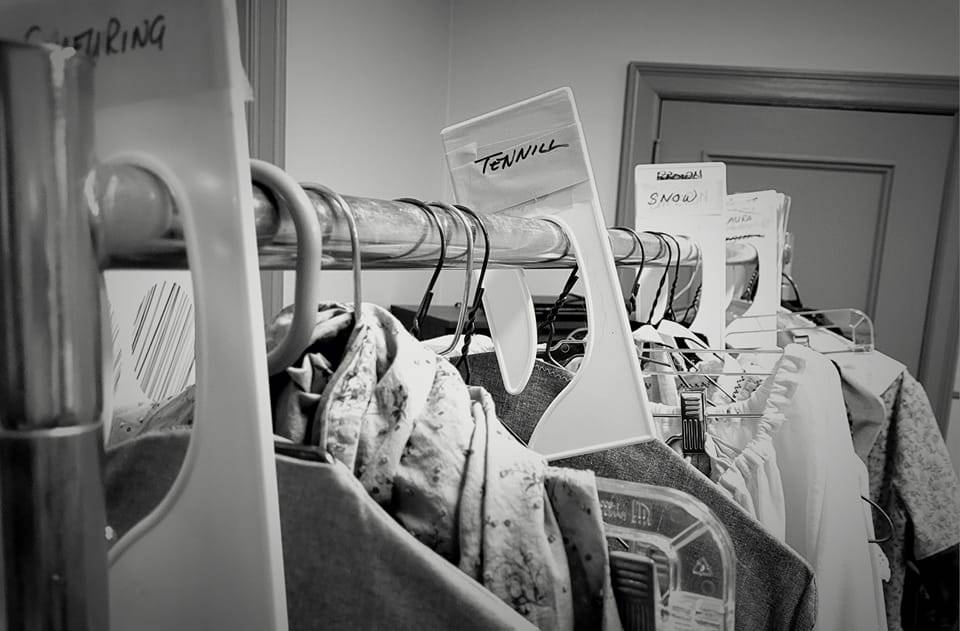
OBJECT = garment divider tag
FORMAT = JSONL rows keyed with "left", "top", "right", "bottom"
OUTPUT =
{"left": 0, "top": 0, "right": 249, "bottom": 108}
{"left": 635, "top": 162, "right": 726, "bottom": 347}
{"left": 723, "top": 191, "right": 780, "bottom": 348}
{"left": 443, "top": 88, "right": 657, "bottom": 458}
{"left": 1, "top": 1, "right": 289, "bottom": 627}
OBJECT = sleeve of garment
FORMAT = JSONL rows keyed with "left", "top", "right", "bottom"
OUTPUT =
{"left": 890, "top": 372, "right": 960, "bottom": 561}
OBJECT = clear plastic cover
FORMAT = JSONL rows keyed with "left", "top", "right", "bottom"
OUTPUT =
{"left": 597, "top": 477, "right": 736, "bottom": 631}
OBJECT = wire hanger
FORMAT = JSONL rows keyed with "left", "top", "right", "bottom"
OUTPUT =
{"left": 428, "top": 202, "right": 474, "bottom": 356}
{"left": 643, "top": 232, "right": 672, "bottom": 325}
{"left": 452, "top": 204, "right": 490, "bottom": 381}
{"left": 249, "top": 160, "right": 324, "bottom": 376}
{"left": 395, "top": 198, "right": 446, "bottom": 340}
{"left": 646, "top": 231, "right": 682, "bottom": 324}
{"left": 301, "top": 182, "right": 363, "bottom": 321}
{"left": 539, "top": 264, "right": 581, "bottom": 368}
{"left": 608, "top": 226, "right": 646, "bottom": 317}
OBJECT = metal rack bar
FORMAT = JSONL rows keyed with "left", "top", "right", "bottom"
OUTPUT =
{"left": 95, "top": 164, "right": 757, "bottom": 271}
{"left": 0, "top": 42, "right": 108, "bottom": 630}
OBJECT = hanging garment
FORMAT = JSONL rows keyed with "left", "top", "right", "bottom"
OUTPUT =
{"left": 422, "top": 333, "right": 495, "bottom": 357}
{"left": 649, "top": 403, "right": 787, "bottom": 541}
{"left": 103, "top": 429, "right": 535, "bottom": 631}
{"left": 108, "top": 384, "right": 196, "bottom": 446}
{"left": 107, "top": 303, "right": 624, "bottom": 630}
{"left": 868, "top": 372, "right": 960, "bottom": 631}
{"left": 751, "top": 344, "right": 886, "bottom": 631}
{"left": 841, "top": 369, "right": 889, "bottom": 461}
{"left": 267, "top": 302, "right": 622, "bottom": 631}
{"left": 466, "top": 352, "right": 819, "bottom": 631}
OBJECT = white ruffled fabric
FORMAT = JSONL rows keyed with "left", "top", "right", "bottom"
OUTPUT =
{"left": 649, "top": 352, "right": 793, "bottom": 541}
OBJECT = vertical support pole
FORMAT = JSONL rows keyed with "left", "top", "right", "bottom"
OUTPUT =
{"left": 0, "top": 42, "right": 107, "bottom": 630}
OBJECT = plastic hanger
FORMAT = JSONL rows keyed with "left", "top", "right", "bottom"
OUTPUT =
{"left": 428, "top": 202, "right": 474, "bottom": 356}
{"left": 248, "top": 161, "right": 324, "bottom": 376}
{"left": 395, "top": 198, "right": 447, "bottom": 340}
{"left": 300, "top": 182, "right": 362, "bottom": 321}
{"left": 441, "top": 88, "right": 657, "bottom": 458}
{"left": 452, "top": 204, "right": 490, "bottom": 380}
{"left": 106, "top": 8, "right": 290, "bottom": 620}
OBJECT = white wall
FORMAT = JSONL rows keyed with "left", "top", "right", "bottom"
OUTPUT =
{"left": 284, "top": 0, "right": 452, "bottom": 307}
{"left": 447, "top": 0, "right": 960, "bottom": 224}
{"left": 284, "top": 0, "right": 959, "bottom": 306}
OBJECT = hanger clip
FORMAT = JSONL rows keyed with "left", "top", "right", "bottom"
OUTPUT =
{"left": 678, "top": 387, "right": 711, "bottom": 477}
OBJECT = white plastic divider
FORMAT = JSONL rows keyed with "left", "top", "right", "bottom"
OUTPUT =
{"left": 0, "top": 2, "right": 289, "bottom": 629}
{"left": 443, "top": 88, "right": 659, "bottom": 459}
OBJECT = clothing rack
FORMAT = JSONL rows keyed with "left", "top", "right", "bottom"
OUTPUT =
{"left": 0, "top": 41, "right": 758, "bottom": 628}
{"left": 98, "top": 164, "right": 757, "bottom": 271}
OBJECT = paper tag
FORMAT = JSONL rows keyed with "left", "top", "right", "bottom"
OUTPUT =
{"left": 0, "top": 0, "right": 248, "bottom": 108}
{"left": 635, "top": 163, "right": 726, "bottom": 347}
{"left": 664, "top": 590, "right": 727, "bottom": 631}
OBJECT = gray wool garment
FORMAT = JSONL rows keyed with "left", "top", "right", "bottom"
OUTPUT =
{"left": 464, "top": 351, "right": 819, "bottom": 631}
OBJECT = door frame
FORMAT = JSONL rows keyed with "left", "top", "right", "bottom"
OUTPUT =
{"left": 616, "top": 62, "right": 959, "bottom": 426}
{"left": 237, "top": 0, "right": 287, "bottom": 322}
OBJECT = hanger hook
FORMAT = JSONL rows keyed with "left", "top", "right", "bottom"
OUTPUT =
{"left": 428, "top": 202, "right": 474, "bottom": 356}
{"left": 537, "top": 219, "right": 581, "bottom": 369}
{"left": 647, "top": 231, "right": 681, "bottom": 322}
{"left": 863, "top": 495, "right": 894, "bottom": 544}
{"left": 250, "top": 161, "right": 324, "bottom": 375}
{"left": 452, "top": 204, "right": 491, "bottom": 381}
{"left": 301, "top": 183, "right": 363, "bottom": 319}
{"left": 395, "top": 198, "right": 446, "bottom": 339}
{"left": 659, "top": 231, "right": 683, "bottom": 320}
{"left": 610, "top": 226, "right": 647, "bottom": 317}
{"left": 643, "top": 231, "right": 671, "bottom": 325}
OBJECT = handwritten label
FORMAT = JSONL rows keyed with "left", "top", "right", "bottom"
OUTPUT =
{"left": 0, "top": 0, "right": 247, "bottom": 107}
{"left": 445, "top": 122, "right": 588, "bottom": 214}
{"left": 726, "top": 212, "right": 755, "bottom": 227}
{"left": 636, "top": 163, "right": 725, "bottom": 215}
{"left": 474, "top": 137, "right": 569, "bottom": 174}
{"left": 658, "top": 168, "right": 702, "bottom": 180}
{"left": 24, "top": 15, "right": 166, "bottom": 57}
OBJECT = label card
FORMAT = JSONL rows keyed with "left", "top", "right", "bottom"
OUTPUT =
{"left": 635, "top": 163, "right": 727, "bottom": 347}
{"left": 723, "top": 191, "right": 780, "bottom": 349}
{"left": 444, "top": 92, "right": 590, "bottom": 216}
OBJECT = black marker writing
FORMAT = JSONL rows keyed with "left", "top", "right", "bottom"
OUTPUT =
{"left": 474, "top": 137, "right": 569, "bottom": 174}
{"left": 656, "top": 169, "right": 702, "bottom": 180}
{"left": 647, "top": 190, "right": 699, "bottom": 208}
{"left": 25, "top": 15, "right": 165, "bottom": 59}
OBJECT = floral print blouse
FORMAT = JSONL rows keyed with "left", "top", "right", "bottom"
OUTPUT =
{"left": 269, "top": 303, "right": 622, "bottom": 631}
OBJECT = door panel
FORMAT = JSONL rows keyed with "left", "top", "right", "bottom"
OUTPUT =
{"left": 658, "top": 100, "right": 954, "bottom": 372}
